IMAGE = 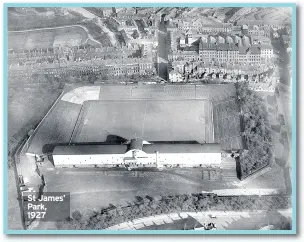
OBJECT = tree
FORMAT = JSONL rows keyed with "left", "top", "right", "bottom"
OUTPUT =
{"left": 235, "top": 82, "right": 273, "bottom": 177}
{"left": 71, "top": 210, "right": 82, "bottom": 222}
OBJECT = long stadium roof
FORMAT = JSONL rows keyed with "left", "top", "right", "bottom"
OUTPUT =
{"left": 53, "top": 143, "right": 221, "bottom": 155}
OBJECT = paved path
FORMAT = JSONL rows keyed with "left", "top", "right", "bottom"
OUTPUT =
{"left": 106, "top": 209, "right": 292, "bottom": 230}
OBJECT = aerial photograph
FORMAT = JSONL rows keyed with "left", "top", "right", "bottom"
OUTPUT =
{"left": 5, "top": 6, "right": 294, "bottom": 232}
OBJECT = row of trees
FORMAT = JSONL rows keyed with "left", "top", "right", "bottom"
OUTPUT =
{"left": 55, "top": 194, "right": 290, "bottom": 230}
{"left": 235, "top": 82, "right": 273, "bottom": 178}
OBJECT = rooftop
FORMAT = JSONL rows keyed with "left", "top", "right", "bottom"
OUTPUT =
{"left": 53, "top": 144, "right": 128, "bottom": 155}
{"left": 260, "top": 44, "right": 273, "bottom": 50}
{"left": 238, "top": 46, "right": 249, "bottom": 55}
{"left": 143, "top": 143, "right": 221, "bottom": 154}
{"left": 53, "top": 142, "right": 221, "bottom": 155}
{"left": 249, "top": 46, "right": 261, "bottom": 55}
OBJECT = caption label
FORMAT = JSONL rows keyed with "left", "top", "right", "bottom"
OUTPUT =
{"left": 23, "top": 192, "right": 70, "bottom": 222}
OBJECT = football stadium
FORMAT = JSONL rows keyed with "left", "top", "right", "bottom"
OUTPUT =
{"left": 25, "top": 84, "right": 243, "bottom": 168}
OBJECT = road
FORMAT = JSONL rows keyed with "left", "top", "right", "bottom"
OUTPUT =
{"left": 157, "top": 16, "right": 169, "bottom": 80}
{"left": 40, "top": 167, "right": 214, "bottom": 211}
{"left": 37, "top": 164, "right": 287, "bottom": 213}
{"left": 106, "top": 209, "right": 292, "bottom": 230}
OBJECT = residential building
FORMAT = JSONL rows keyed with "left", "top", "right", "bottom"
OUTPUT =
{"left": 171, "top": 61, "right": 185, "bottom": 73}
{"left": 199, "top": 43, "right": 217, "bottom": 62}
{"left": 260, "top": 44, "right": 274, "bottom": 58}
{"left": 248, "top": 46, "right": 261, "bottom": 64}
{"left": 247, "top": 25, "right": 271, "bottom": 37}
{"left": 238, "top": 46, "right": 249, "bottom": 64}
{"left": 169, "top": 50, "right": 199, "bottom": 62}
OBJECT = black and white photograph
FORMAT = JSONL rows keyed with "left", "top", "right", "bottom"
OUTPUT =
{"left": 4, "top": 4, "right": 295, "bottom": 234}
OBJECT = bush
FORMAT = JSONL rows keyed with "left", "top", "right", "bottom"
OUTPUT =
{"left": 71, "top": 210, "right": 82, "bottom": 221}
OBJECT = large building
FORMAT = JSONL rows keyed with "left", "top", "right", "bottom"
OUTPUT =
{"left": 52, "top": 139, "right": 221, "bottom": 169}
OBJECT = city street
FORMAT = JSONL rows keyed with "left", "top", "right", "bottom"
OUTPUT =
{"left": 157, "top": 16, "right": 169, "bottom": 80}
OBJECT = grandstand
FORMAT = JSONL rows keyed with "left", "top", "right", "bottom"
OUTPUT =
{"left": 53, "top": 138, "right": 222, "bottom": 168}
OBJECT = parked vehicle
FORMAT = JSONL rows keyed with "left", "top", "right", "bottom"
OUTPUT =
{"left": 204, "top": 222, "right": 217, "bottom": 230}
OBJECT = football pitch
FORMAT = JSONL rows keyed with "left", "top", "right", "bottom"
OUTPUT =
{"left": 71, "top": 100, "right": 214, "bottom": 143}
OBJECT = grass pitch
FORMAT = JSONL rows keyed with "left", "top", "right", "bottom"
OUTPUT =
{"left": 71, "top": 100, "right": 214, "bottom": 143}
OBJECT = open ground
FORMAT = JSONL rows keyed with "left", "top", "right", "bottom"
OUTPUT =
{"left": 9, "top": 25, "right": 93, "bottom": 50}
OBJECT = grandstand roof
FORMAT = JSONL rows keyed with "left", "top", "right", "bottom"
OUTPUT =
{"left": 143, "top": 143, "right": 221, "bottom": 154}
{"left": 53, "top": 142, "right": 221, "bottom": 155}
{"left": 53, "top": 144, "right": 128, "bottom": 155}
